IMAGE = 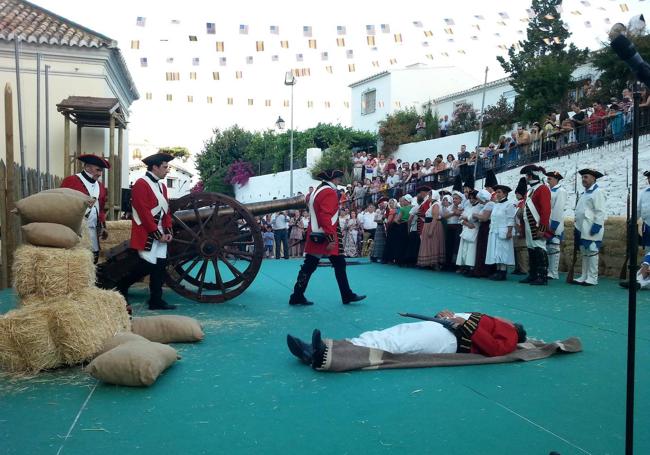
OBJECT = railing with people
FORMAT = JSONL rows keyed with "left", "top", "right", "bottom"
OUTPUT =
{"left": 340, "top": 107, "right": 650, "bottom": 211}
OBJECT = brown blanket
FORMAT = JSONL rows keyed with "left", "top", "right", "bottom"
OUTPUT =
{"left": 317, "top": 337, "right": 582, "bottom": 372}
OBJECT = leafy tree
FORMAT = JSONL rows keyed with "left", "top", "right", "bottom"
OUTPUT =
{"left": 497, "top": 0, "right": 588, "bottom": 123}
{"left": 158, "top": 146, "right": 190, "bottom": 162}
{"left": 377, "top": 107, "right": 420, "bottom": 153}
{"left": 480, "top": 96, "right": 516, "bottom": 145}
{"left": 448, "top": 103, "right": 479, "bottom": 134}
{"left": 225, "top": 160, "right": 256, "bottom": 187}
{"left": 590, "top": 33, "right": 650, "bottom": 101}
{"left": 309, "top": 143, "right": 354, "bottom": 180}
{"left": 424, "top": 107, "right": 439, "bottom": 140}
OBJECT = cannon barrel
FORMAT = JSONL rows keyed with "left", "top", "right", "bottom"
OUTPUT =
{"left": 173, "top": 194, "right": 307, "bottom": 223}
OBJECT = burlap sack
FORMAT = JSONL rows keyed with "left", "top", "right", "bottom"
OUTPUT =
{"left": 21, "top": 223, "right": 80, "bottom": 249}
{"left": 15, "top": 192, "right": 92, "bottom": 235}
{"left": 42, "top": 188, "right": 91, "bottom": 200}
{"left": 86, "top": 340, "right": 179, "bottom": 387}
{"left": 96, "top": 332, "right": 148, "bottom": 356}
{"left": 131, "top": 315, "right": 204, "bottom": 343}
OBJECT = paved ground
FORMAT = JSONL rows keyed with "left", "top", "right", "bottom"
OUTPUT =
{"left": 1, "top": 259, "right": 648, "bottom": 455}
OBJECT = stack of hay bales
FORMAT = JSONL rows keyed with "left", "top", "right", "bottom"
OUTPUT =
{"left": 100, "top": 220, "right": 132, "bottom": 259}
{"left": 0, "top": 190, "right": 130, "bottom": 375}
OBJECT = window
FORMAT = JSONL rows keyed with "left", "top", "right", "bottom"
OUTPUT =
{"left": 140, "top": 57, "right": 148, "bottom": 67}
{"left": 206, "top": 23, "right": 215, "bottom": 34}
{"left": 167, "top": 178, "right": 175, "bottom": 188}
{"left": 189, "top": 72, "right": 197, "bottom": 80}
{"left": 165, "top": 72, "right": 180, "bottom": 81}
{"left": 192, "top": 57, "right": 200, "bottom": 66}
{"left": 361, "top": 89, "right": 376, "bottom": 115}
{"left": 136, "top": 17, "right": 146, "bottom": 27}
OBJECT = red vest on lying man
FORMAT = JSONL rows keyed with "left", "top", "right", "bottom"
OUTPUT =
{"left": 456, "top": 314, "right": 519, "bottom": 357}
{"left": 129, "top": 173, "right": 172, "bottom": 251}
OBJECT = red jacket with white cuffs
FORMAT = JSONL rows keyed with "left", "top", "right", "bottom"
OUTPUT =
{"left": 304, "top": 183, "right": 342, "bottom": 256}
{"left": 129, "top": 174, "right": 172, "bottom": 251}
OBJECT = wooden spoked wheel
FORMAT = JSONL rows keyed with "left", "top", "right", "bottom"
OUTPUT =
{"left": 165, "top": 192, "right": 263, "bottom": 303}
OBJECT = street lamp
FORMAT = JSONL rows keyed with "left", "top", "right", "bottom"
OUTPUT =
{"left": 284, "top": 71, "right": 297, "bottom": 196}
{"left": 275, "top": 116, "right": 285, "bottom": 130}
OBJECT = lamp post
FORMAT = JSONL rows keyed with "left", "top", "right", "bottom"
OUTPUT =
{"left": 284, "top": 71, "right": 296, "bottom": 196}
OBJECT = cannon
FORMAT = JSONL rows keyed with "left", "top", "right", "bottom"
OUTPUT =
{"left": 97, "top": 192, "right": 306, "bottom": 303}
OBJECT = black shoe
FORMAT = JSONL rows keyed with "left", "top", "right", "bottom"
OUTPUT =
{"left": 342, "top": 294, "right": 366, "bottom": 304}
{"left": 289, "top": 295, "right": 314, "bottom": 306}
{"left": 148, "top": 300, "right": 177, "bottom": 310}
{"left": 580, "top": 282, "right": 595, "bottom": 287}
{"left": 311, "top": 329, "right": 327, "bottom": 370}
{"left": 619, "top": 281, "right": 641, "bottom": 290}
{"left": 286, "top": 335, "right": 313, "bottom": 365}
{"left": 519, "top": 276, "right": 532, "bottom": 284}
{"left": 489, "top": 272, "right": 506, "bottom": 281}
{"left": 511, "top": 270, "right": 526, "bottom": 275}
{"left": 569, "top": 280, "right": 584, "bottom": 285}
{"left": 528, "top": 277, "right": 548, "bottom": 286}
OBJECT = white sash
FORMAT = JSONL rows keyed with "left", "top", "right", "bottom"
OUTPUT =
{"left": 77, "top": 173, "right": 100, "bottom": 227}
{"left": 524, "top": 186, "right": 541, "bottom": 227}
{"left": 132, "top": 175, "right": 169, "bottom": 226}
{"left": 309, "top": 184, "right": 339, "bottom": 234}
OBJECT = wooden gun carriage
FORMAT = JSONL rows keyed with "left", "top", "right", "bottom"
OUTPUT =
{"left": 97, "top": 192, "right": 306, "bottom": 303}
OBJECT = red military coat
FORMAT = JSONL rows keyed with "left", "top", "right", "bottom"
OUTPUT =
{"left": 528, "top": 183, "right": 552, "bottom": 236}
{"left": 304, "top": 183, "right": 342, "bottom": 256}
{"left": 60, "top": 174, "right": 108, "bottom": 224}
{"left": 470, "top": 315, "right": 519, "bottom": 357}
{"left": 129, "top": 175, "right": 172, "bottom": 251}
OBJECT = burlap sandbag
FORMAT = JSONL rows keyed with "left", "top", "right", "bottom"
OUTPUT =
{"left": 15, "top": 191, "right": 92, "bottom": 235}
{"left": 86, "top": 340, "right": 179, "bottom": 387}
{"left": 96, "top": 332, "right": 148, "bottom": 356}
{"left": 131, "top": 315, "right": 204, "bottom": 343}
{"left": 21, "top": 222, "right": 80, "bottom": 249}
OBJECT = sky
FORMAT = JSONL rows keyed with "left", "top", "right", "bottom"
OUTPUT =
{"left": 33, "top": 0, "right": 649, "bottom": 161}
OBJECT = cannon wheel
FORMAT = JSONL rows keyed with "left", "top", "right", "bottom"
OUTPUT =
{"left": 165, "top": 192, "right": 264, "bottom": 303}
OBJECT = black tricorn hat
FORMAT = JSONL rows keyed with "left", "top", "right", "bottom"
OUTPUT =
{"left": 463, "top": 174, "right": 475, "bottom": 190}
{"left": 578, "top": 168, "right": 604, "bottom": 179}
{"left": 316, "top": 169, "right": 344, "bottom": 181}
{"left": 494, "top": 184, "right": 512, "bottom": 193}
{"left": 142, "top": 152, "right": 175, "bottom": 166}
{"left": 416, "top": 185, "right": 432, "bottom": 193}
{"left": 485, "top": 169, "right": 498, "bottom": 188}
{"left": 377, "top": 197, "right": 389, "bottom": 203}
{"left": 644, "top": 170, "right": 650, "bottom": 177}
{"left": 78, "top": 154, "right": 110, "bottom": 169}
{"left": 545, "top": 171, "right": 564, "bottom": 180}
{"left": 452, "top": 175, "right": 463, "bottom": 192}
{"left": 520, "top": 164, "right": 546, "bottom": 175}
{"left": 515, "top": 177, "right": 528, "bottom": 196}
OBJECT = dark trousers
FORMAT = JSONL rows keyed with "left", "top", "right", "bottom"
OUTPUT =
{"left": 274, "top": 229, "right": 289, "bottom": 259}
{"left": 290, "top": 254, "right": 353, "bottom": 303}
{"left": 118, "top": 256, "right": 167, "bottom": 305}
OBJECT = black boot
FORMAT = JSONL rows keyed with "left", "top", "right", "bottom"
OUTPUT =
{"left": 286, "top": 335, "right": 313, "bottom": 364}
{"left": 289, "top": 255, "right": 319, "bottom": 305}
{"left": 330, "top": 256, "right": 364, "bottom": 304}
{"left": 311, "top": 329, "right": 327, "bottom": 370}
{"left": 529, "top": 248, "right": 548, "bottom": 286}
{"left": 519, "top": 249, "right": 535, "bottom": 283}
{"left": 149, "top": 259, "right": 176, "bottom": 309}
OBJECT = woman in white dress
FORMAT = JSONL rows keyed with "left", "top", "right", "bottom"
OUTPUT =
{"left": 456, "top": 190, "right": 484, "bottom": 274}
{"left": 486, "top": 185, "right": 517, "bottom": 280}
{"left": 343, "top": 210, "right": 361, "bottom": 257}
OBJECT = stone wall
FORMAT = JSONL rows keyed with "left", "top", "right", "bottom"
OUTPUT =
{"left": 559, "top": 217, "right": 645, "bottom": 279}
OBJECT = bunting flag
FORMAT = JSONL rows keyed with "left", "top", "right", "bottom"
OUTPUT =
{"left": 321, "top": 51, "right": 329, "bottom": 61}
{"left": 346, "top": 50, "right": 354, "bottom": 59}
{"left": 366, "top": 24, "right": 376, "bottom": 35}
{"left": 239, "top": 24, "right": 249, "bottom": 34}
{"left": 212, "top": 72, "right": 219, "bottom": 80}
{"left": 309, "top": 39, "right": 317, "bottom": 49}
{"left": 498, "top": 12, "right": 509, "bottom": 19}
{"left": 281, "top": 40, "right": 289, "bottom": 48}
{"left": 256, "top": 41, "right": 264, "bottom": 52}
{"left": 270, "top": 25, "right": 279, "bottom": 34}
{"left": 348, "top": 63, "right": 355, "bottom": 72}
{"left": 367, "top": 36, "right": 376, "bottom": 46}
{"left": 394, "top": 33, "right": 403, "bottom": 43}
{"left": 336, "top": 37, "right": 345, "bottom": 47}
{"left": 325, "top": 65, "right": 333, "bottom": 73}
{"left": 216, "top": 42, "right": 225, "bottom": 52}
{"left": 219, "top": 57, "right": 227, "bottom": 66}
{"left": 444, "top": 18, "right": 455, "bottom": 25}
{"left": 271, "top": 55, "right": 279, "bottom": 62}
{"left": 136, "top": 16, "right": 146, "bottom": 26}
{"left": 413, "top": 21, "right": 423, "bottom": 27}
{"left": 424, "top": 30, "right": 433, "bottom": 37}
{"left": 246, "top": 56, "right": 253, "bottom": 64}
{"left": 192, "top": 57, "right": 200, "bottom": 66}
{"left": 381, "top": 24, "right": 390, "bottom": 33}
{"left": 235, "top": 71, "right": 243, "bottom": 79}
{"left": 296, "top": 53, "right": 304, "bottom": 62}
{"left": 207, "top": 23, "right": 216, "bottom": 34}
{"left": 337, "top": 25, "right": 346, "bottom": 35}
{"left": 303, "top": 25, "right": 313, "bottom": 37}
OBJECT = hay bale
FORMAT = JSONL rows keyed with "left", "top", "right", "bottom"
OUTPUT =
{"left": 13, "top": 245, "right": 95, "bottom": 300}
{"left": 78, "top": 218, "right": 92, "bottom": 251}
{"left": 0, "top": 306, "right": 61, "bottom": 374}
{"left": 22, "top": 288, "right": 131, "bottom": 366}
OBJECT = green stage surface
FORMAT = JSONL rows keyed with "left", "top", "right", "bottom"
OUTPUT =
{"left": 1, "top": 259, "right": 648, "bottom": 455}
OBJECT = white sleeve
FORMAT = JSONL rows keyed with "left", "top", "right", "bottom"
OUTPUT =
{"left": 592, "top": 190, "right": 607, "bottom": 226}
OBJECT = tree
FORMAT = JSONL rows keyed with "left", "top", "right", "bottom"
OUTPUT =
{"left": 424, "top": 107, "right": 439, "bottom": 139}
{"left": 448, "top": 103, "right": 479, "bottom": 134}
{"left": 377, "top": 107, "right": 420, "bottom": 153}
{"left": 309, "top": 143, "right": 354, "bottom": 181}
{"left": 481, "top": 96, "right": 516, "bottom": 145}
{"left": 590, "top": 33, "right": 650, "bottom": 101}
{"left": 497, "top": 0, "right": 588, "bottom": 123}
{"left": 158, "top": 146, "right": 191, "bottom": 162}
{"left": 225, "top": 160, "right": 256, "bottom": 187}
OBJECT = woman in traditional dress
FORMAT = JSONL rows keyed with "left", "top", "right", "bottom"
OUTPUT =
{"left": 370, "top": 198, "right": 389, "bottom": 262}
{"left": 456, "top": 191, "right": 483, "bottom": 274}
{"left": 470, "top": 189, "right": 495, "bottom": 278}
{"left": 289, "top": 211, "right": 305, "bottom": 257}
{"left": 485, "top": 185, "right": 517, "bottom": 280}
{"left": 383, "top": 196, "right": 412, "bottom": 264}
{"left": 343, "top": 211, "right": 360, "bottom": 257}
{"left": 380, "top": 198, "right": 398, "bottom": 263}
{"left": 417, "top": 190, "right": 446, "bottom": 269}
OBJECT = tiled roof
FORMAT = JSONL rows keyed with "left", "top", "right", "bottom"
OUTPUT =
{"left": 0, "top": 0, "right": 115, "bottom": 48}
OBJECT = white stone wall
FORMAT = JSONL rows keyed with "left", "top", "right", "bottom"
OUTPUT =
{"left": 234, "top": 168, "right": 321, "bottom": 203}
{"left": 459, "top": 135, "right": 650, "bottom": 217}
{"left": 393, "top": 131, "right": 480, "bottom": 163}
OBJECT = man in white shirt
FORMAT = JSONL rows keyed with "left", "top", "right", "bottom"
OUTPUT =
{"left": 272, "top": 211, "right": 289, "bottom": 259}
{"left": 386, "top": 168, "right": 401, "bottom": 198}
{"left": 360, "top": 204, "right": 378, "bottom": 239}
{"left": 439, "top": 114, "right": 450, "bottom": 137}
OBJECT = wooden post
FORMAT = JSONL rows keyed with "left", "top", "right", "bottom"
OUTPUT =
{"left": 76, "top": 124, "right": 82, "bottom": 173}
{"left": 117, "top": 126, "right": 124, "bottom": 216}
{"left": 0, "top": 161, "right": 7, "bottom": 289}
{"left": 63, "top": 116, "right": 70, "bottom": 177}
{"left": 108, "top": 115, "right": 115, "bottom": 220}
{"left": 4, "top": 84, "right": 17, "bottom": 286}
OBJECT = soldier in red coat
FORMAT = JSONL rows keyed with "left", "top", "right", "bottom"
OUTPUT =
{"left": 520, "top": 164, "right": 552, "bottom": 285}
{"left": 117, "top": 152, "right": 176, "bottom": 310}
{"left": 60, "top": 154, "right": 110, "bottom": 263}
{"left": 289, "top": 169, "right": 366, "bottom": 306}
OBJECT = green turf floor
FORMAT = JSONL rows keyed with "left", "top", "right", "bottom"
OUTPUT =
{"left": 1, "top": 259, "right": 649, "bottom": 455}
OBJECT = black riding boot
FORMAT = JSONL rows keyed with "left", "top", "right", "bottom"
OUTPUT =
{"left": 519, "top": 248, "right": 536, "bottom": 283}
{"left": 530, "top": 247, "right": 549, "bottom": 285}
{"left": 289, "top": 254, "right": 319, "bottom": 305}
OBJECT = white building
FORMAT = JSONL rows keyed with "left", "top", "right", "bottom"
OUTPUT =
{"left": 129, "top": 158, "right": 194, "bottom": 199}
{"left": 0, "top": 0, "right": 138, "bottom": 180}
{"left": 349, "top": 64, "right": 481, "bottom": 132}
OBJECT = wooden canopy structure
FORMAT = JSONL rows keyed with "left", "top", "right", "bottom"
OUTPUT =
{"left": 56, "top": 96, "right": 127, "bottom": 220}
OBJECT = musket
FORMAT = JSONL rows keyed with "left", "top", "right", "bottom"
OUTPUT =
{"left": 566, "top": 166, "right": 580, "bottom": 283}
